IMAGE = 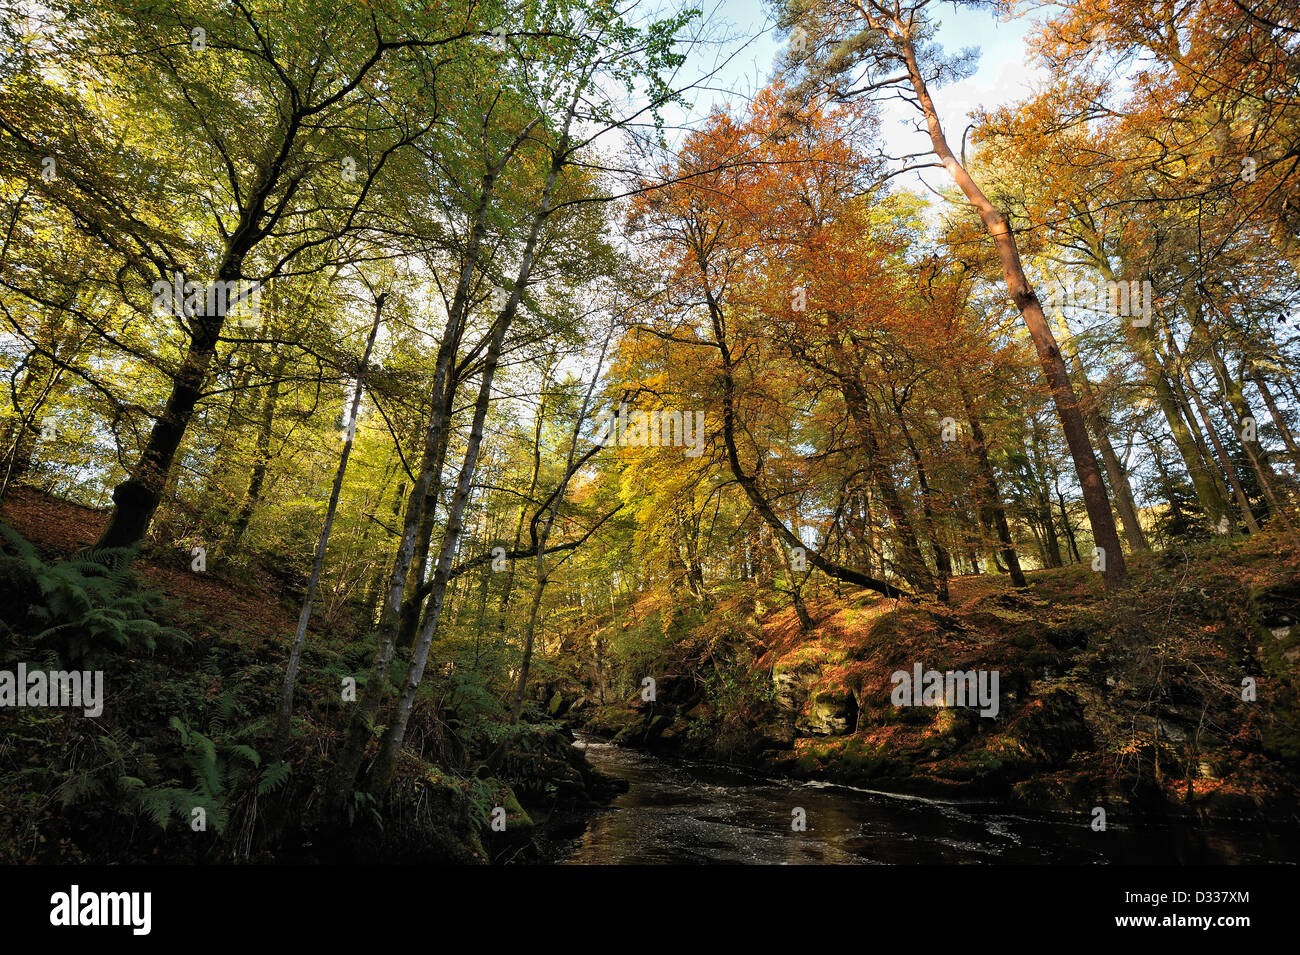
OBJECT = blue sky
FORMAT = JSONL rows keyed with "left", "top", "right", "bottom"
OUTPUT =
{"left": 666, "top": 0, "right": 1049, "bottom": 194}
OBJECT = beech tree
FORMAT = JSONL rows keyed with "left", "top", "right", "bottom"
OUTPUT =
{"left": 776, "top": 0, "right": 1129, "bottom": 587}
{"left": 1, "top": 1, "right": 481, "bottom": 550}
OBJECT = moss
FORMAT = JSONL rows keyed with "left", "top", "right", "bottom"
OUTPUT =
{"left": 501, "top": 788, "right": 535, "bottom": 831}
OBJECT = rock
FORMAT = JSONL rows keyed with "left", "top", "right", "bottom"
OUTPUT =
{"left": 1156, "top": 718, "right": 1188, "bottom": 742}
{"left": 773, "top": 658, "right": 822, "bottom": 715}
{"left": 994, "top": 687, "right": 1090, "bottom": 773}
{"left": 797, "top": 689, "right": 858, "bottom": 736}
{"left": 754, "top": 720, "right": 797, "bottom": 749}
{"left": 500, "top": 789, "right": 534, "bottom": 831}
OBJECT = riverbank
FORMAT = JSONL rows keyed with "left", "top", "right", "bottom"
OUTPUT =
{"left": 551, "top": 535, "right": 1300, "bottom": 826}
{"left": 0, "top": 491, "right": 626, "bottom": 865}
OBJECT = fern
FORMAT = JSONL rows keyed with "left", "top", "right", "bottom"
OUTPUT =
{"left": 0, "top": 520, "right": 187, "bottom": 666}
{"left": 131, "top": 715, "right": 287, "bottom": 836}
{"left": 257, "top": 760, "right": 291, "bottom": 795}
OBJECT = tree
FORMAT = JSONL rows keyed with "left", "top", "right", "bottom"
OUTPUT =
{"left": 777, "top": 0, "right": 1129, "bottom": 587}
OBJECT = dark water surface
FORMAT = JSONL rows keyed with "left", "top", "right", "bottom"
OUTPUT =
{"left": 561, "top": 734, "right": 1300, "bottom": 865}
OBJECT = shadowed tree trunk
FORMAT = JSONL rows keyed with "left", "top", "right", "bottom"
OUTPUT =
{"left": 229, "top": 350, "right": 289, "bottom": 549}
{"left": 364, "top": 122, "right": 572, "bottom": 792}
{"left": 841, "top": 383, "right": 936, "bottom": 594}
{"left": 1054, "top": 312, "right": 1148, "bottom": 551}
{"left": 893, "top": 394, "right": 951, "bottom": 601}
{"left": 1166, "top": 334, "right": 1263, "bottom": 534}
{"left": 327, "top": 121, "right": 541, "bottom": 812}
{"left": 1251, "top": 366, "right": 1300, "bottom": 463}
{"left": 961, "top": 387, "right": 1027, "bottom": 588}
{"left": 509, "top": 321, "right": 613, "bottom": 721}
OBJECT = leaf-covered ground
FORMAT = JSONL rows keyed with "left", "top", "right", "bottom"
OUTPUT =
{"left": 566, "top": 533, "right": 1300, "bottom": 821}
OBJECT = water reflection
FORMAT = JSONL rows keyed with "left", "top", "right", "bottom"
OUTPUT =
{"left": 561, "top": 735, "right": 1300, "bottom": 865}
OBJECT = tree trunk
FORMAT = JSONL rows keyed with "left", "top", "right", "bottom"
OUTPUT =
{"left": 840, "top": 383, "right": 935, "bottom": 593}
{"left": 961, "top": 387, "right": 1027, "bottom": 587}
{"left": 1026, "top": 418, "right": 1064, "bottom": 568}
{"left": 368, "top": 308, "right": 510, "bottom": 789}
{"left": 326, "top": 129, "right": 535, "bottom": 810}
{"left": 394, "top": 373, "right": 457, "bottom": 650}
{"left": 274, "top": 294, "right": 385, "bottom": 753}
{"left": 364, "top": 135, "right": 569, "bottom": 792}
{"left": 1133, "top": 320, "right": 1232, "bottom": 527}
{"left": 894, "top": 398, "right": 950, "bottom": 601}
{"left": 896, "top": 33, "right": 1125, "bottom": 587}
{"left": 1165, "top": 334, "right": 1263, "bottom": 534}
{"left": 510, "top": 323, "right": 614, "bottom": 722}
{"left": 228, "top": 351, "right": 288, "bottom": 548}
{"left": 1055, "top": 477, "right": 1082, "bottom": 563}
{"left": 1054, "top": 312, "right": 1148, "bottom": 550}
{"left": 1251, "top": 367, "right": 1300, "bottom": 462}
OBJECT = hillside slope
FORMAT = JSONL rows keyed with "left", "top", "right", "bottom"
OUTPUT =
{"left": 562, "top": 537, "right": 1300, "bottom": 821}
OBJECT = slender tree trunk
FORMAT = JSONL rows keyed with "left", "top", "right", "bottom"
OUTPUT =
{"left": 0, "top": 345, "right": 61, "bottom": 499}
{"left": 710, "top": 291, "right": 905, "bottom": 597}
{"left": 1054, "top": 312, "right": 1148, "bottom": 550}
{"left": 1055, "top": 477, "right": 1082, "bottom": 563}
{"left": 894, "top": 399, "right": 950, "bottom": 601}
{"left": 961, "top": 388, "right": 1027, "bottom": 587}
{"left": 1165, "top": 334, "right": 1264, "bottom": 534}
{"left": 365, "top": 135, "right": 569, "bottom": 791}
{"left": 1251, "top": 367, "right": 1300, "bottom": 461}
{"left": 510, "top": 322, "right": 614, "bottom": 722}
{"left": 394, "top": 374, "right": 457, "bottom": 651}
{"left": 229, "top": 351, "right": 288, "bottom": 548}
{"left": 363, "top": 480, "right": 405, "bottom": 619}
{"left": 274, "top": 294, "right": 385, "bottom": 753}
{"left": 496, "top": 362, "right": 554, "bottom": 637}
{"left": 331, "top": 299, "right": 474, "bottom": 803}
{"left": 1186, "top": 297, "right": 1286, "bottom": 506}
{"left": 327, "top": 132, "right": 534, "bottom": 810}
{"left": 772, "top": 532, "right": 815, "bottom": 631}
{"left": 841, "top": 383, "right": 935, "bottom": 594}
{"left": 1026, "top": 419, "right": 1064, "bottom": 568}
{"left": 1132, "top": 320, "right": 1232, "bottom": 526}
{"left": 368, "top": 309, "right": 510, "bottom": 789}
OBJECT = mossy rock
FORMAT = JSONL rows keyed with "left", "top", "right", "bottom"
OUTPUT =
{"left": 797, "top": 689, "right": 858, "bottom": 736}
{"left": 499, "top": 788, "right": 535, "bottom": 831}
{"left": 991, "top": 686, "right": 1090, "bottom": 775}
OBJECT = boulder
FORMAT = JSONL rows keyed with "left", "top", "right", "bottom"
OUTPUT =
{"left": 797, "top": 688, "right": 858, "bottom": 736}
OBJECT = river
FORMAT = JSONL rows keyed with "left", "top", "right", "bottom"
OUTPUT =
{"left": 560, "top": 734, "right": 1300, "bottom": 864}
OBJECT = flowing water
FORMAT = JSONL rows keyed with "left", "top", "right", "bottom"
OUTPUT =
{"left": 561, "top": 734, "right": 1300, "bottom": 865}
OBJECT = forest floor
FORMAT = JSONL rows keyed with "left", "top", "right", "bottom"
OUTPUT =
{"left": 1, "top": 486, "right": 299, "bottom": 645}
{"left": 567, "top": 534, "right": 1300, "bottom": 822}
{"left": 5, "top": 485, "right": 1298, "bottom": 864}
{"left": 0, "top": 486, "right": 616, "bottom": 863}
